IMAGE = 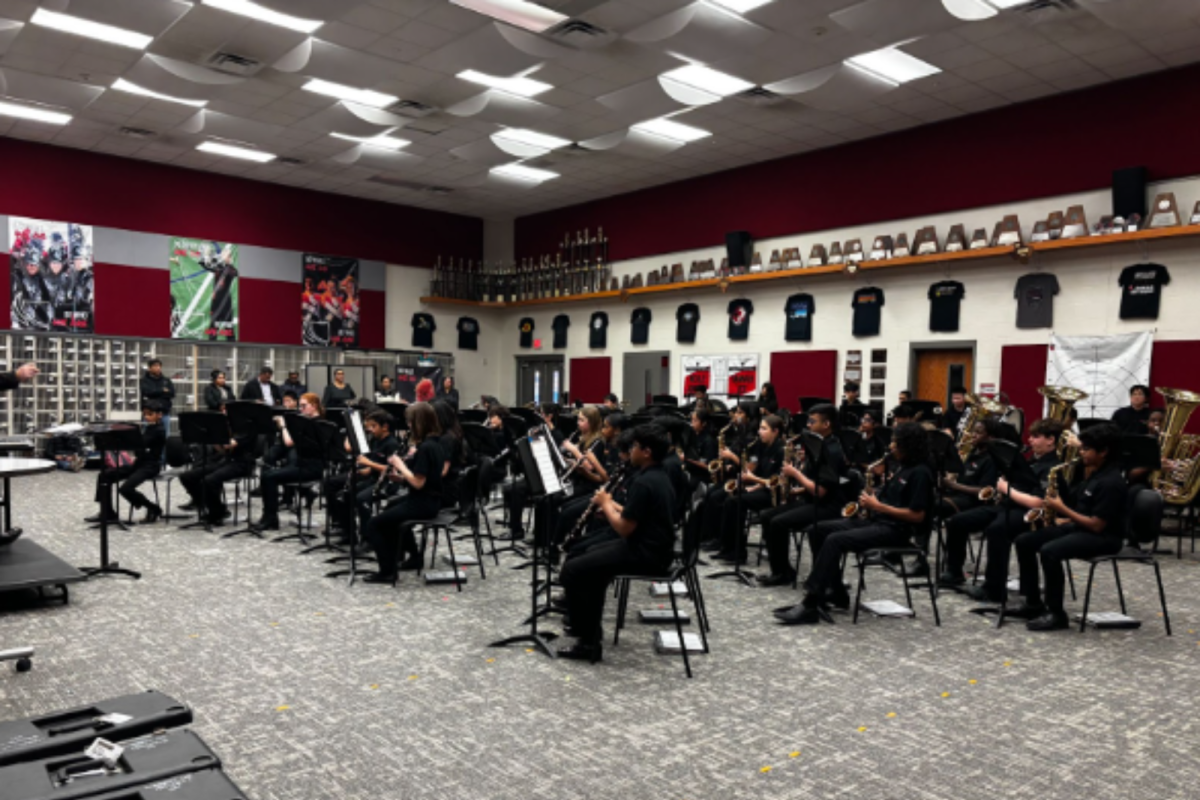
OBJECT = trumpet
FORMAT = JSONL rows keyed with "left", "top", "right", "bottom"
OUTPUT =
{"left": 843, "top": 456, "right": 887, "bottom": 518}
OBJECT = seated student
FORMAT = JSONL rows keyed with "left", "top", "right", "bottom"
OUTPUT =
{"left": 486, "top": 404, "right": 511, "bottom": 456}
{"left": 756, "top": 403, "right": 847, "bottom": 586}
{"left": 777, "top": 422, "right": 933, "bottom": 625}
{"left": 839, "top": 381, "right": 867, "bottom": 429}
{"left": 1111, "top": 384, "right": 1152, "bottom": 434}
{"left": 325, "top": 410, "right": 400, "bottom": 543}
{"left": 564, "top": 430, "right": 637, "bottom": 557}
{"left": 938, "top": 418, "right": 1001, "bottom": 520}
{"left": 683, "top": 409, "right": 719, "bottom": 494}
{"left": 180, "top": 421, "right": 258, "bottom": 526}
{"left": 552, "top": 411, "right": 626, "bottom": 548}
{"left": 558, "top": 424, "right": 677, "bottom": 662}
{"left": 856, "top": 409, "right": 890, "bottom": 468}
{"left": 939, "top": 387, "right": 969, "bottom": 439}
{"left": 1009, "top": 423, "right": 1127, "bottom": 631}
{"left": 252, "top": 393, "right": 325, "bottom": 532}
{"left": 712, "top": 414, "right": 786, "bottom": 564}
{"left": 90, "top": 401, "right": 167, "bottom": 524}
{"left": 362, "top": 402, "right": 445, "bottom": 582}
{"left": 602, "top": 393, "right": 621, "bottom": 412}
{"left": 433, "top": 400, "right": 466, "bottom": 508}
{"left": 696, "top": 402, "right": 758, "bottom": 549}
{"left": 960, "top": 419, "right": 1064, "bottom": 603}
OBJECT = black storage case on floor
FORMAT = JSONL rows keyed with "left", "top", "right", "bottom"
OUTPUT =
{"left": 82, "top": 768, "right": 248, "bottom": 800}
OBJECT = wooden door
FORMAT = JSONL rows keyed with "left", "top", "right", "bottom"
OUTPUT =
{"left": 914, "top": 349, "right": 974, "bottom": 407}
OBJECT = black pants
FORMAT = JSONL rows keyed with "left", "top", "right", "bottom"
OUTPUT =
{"left": 697, "top": 485, "right": 729, "bottom": 544}
{"left": 96, "top": 463, "right": 160, "bottom": 515}
{"left": 555, "top": 494, "right": 592, "bottom": 546}
{"left": 760, "top": 500, "right": 840, "bottom": 577}
{"left": 804, "top": 518, "right": 911, "bottom": 598}
{"left": 326, "top": 474, "right": 376, "bottom": 532}
{"left": 719, "top": 488, "right": 774, "bottom": 554}
{"left": 559, "top": 536, "right": 669, "bottom": 643}
{"left": 979, "top": 508, "right": 1033, "bottom": 601}
{"left": 261, "top": 461, "right": 322, "bottom": 519}
{"left": 1015, "top": 524, "right": 1122, "bottom": 612}
{"left": 944, "top": 505, "right": 1002, "bottom": 575}
{"left": 365, "top": 494, "right": 442, "bottom": 576}
{"left": 565, "top": 527, "right": 619, "bottom": 558}
{"left": 505, "top": 477, "right": 530, "bottom": 536}
{"left": 180, "top": 459, "right": 251, "bottom": 517}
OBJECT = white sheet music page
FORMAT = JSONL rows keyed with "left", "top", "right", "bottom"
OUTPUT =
{"left": 530, "top": 438, "right": 563, "bottom": 494}
{"left": 349, "top": 411, "right": 370, "bottom": 456}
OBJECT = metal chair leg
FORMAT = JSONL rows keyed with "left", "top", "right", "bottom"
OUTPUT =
{"left": 667, "top": 584, "right": 692, "bottom": 679}
{"left": 1079, "top": 563, "right": 1098, "bottom": 633}
{"left": 1111, "top": 560, "right": 1127, "bottom": 615}
{"left": 1153, "top": 561, "right": 1172, "bottom": 636}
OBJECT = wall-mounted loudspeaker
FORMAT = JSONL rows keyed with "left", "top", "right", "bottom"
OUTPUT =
{"left": 725, "top": 231, "right": 752, "bottom": 267}
{"left": 1112, "top": 166, "right": 1147, "bottom": 220}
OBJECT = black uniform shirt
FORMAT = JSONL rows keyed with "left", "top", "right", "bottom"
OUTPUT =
{"left": 137, "top": 423, "right": 166, "bottom": 468}
{"left": 1111, "top": 405, "right": 1150, "bottom": 435}
{"left": 878, "top": 463, "right": 933, "bottom": 529}
{"left": 959, "top": 449, "right": 998, "bottom": 489}
{"left": 409, "top": 438, "right": 445, "bottom": 498}
{"left": 751, "top": 438, "right": 785, "bottom": 479}
{"left": 695, "top": 431, "right": 718, "bottom": 463}
{"left": 1066, "top": 462, "right": 1127, "bottom": 538}
{"left": 621, "top": 464, "right": 676, "bottom": 562}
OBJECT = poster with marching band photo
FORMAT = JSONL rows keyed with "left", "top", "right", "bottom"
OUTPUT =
{"left": 9, "top": 216, "right": 94, "bottom": 333}
{"left": 169, "top": 237, "right": 239, "bottom": 341}
{"left": 302, "top": 253, "right": 359, "bottom": 348}
{"left": 682, "top": 354, "right": 759, "bottom": 402}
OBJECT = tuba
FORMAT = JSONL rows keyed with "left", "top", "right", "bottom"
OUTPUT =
{"left": 1153, "top": 387, "right": 1200, "bottom": 505}
{"left": 956, "top": 392, "right": 1005, "bottom": 461}
{"left": 1038, "top": 385, "right": 1088, "bottom": 459}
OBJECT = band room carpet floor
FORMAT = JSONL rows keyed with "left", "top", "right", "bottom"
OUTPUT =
{"left": 0, "top": 470, "right": 1197, "bottom": 800}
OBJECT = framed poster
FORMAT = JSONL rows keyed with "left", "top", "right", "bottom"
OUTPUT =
{"left": 9, "top": 216, "right": 94, "bottom": 333}
{"left": 303, "top": 253, "right": 360, "bottom": 348}
{"left": 170, "top": 238, "right": 239, "bottom": 341}
{"left": 682, "top": 354, "right": 759, "bottom": 402}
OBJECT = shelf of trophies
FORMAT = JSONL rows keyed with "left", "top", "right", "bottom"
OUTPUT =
{"left": 419, "top": 197, "right": 1200, "bottom": 310}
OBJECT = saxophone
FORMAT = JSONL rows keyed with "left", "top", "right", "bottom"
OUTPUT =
{"left": 844, "top": 456, "right": 887, "bottom": 518}
{"left": 725, "top": 442, "right": 748, "bottom": 495}
{"left": 709, "top": 421, "right": 734, "bottom": 483}
{"left": 1027, "top": 459, "right": 1077, "bottom": 527}
{"left": 775, "top": 434, "right": 802, "bottom": 506}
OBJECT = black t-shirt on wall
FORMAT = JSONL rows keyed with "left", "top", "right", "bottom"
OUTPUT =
{"left": 518, "top": 317, "right": 534, "bottom": 348}
{"left": 928, "top": 280, "right": 965, "bottom": 332}
{"left": 1118, "top": 263, "right": 1170, "bottom": 320}
{"left": 589, "top": 311, "right": 608, "bottom": 348}
{"left": 727, "top": 298, "right": 754, "bottom": 340}
{"left": 784, "top": 293, "right": 815, "bottom": 342}
{"left": 412, "top": 313, "right": 435, "bottom": 348}
{"left": 631, "top": 307, "right": 652, "bottom": 344}
{"left": 1014, "top": 272, "right": 1059, "bottom": 329}
{"left": 676, "top": 303, "right": 700, "bottom": 344}
{"left": 851, "top": 287, "right": 885, "bottom": 337}
{"left": 552, "top": 314, "right": 570, "bottom": 348}
{"left": 456, "top": 316, "right": 479, "bottom": 350}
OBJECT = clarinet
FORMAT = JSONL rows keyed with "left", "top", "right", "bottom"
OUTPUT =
{"left": 373, "top": 432, "right": 410, "bottom": 501}
{"left": 564, "top": 461, "right": 630, "bottom": 545}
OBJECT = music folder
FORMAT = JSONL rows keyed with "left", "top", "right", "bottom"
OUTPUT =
{"left": 516, "top": 435, "right": 565, "bottom": 499}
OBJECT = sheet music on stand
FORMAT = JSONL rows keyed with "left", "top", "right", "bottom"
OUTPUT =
{"left": 347, "top": 410, "right": 369, "bottom": 457}
{"left": 530, "top": 437, "right": 563, "bottom": 496}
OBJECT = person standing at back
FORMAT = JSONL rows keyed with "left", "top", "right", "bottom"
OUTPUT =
{"left": 140, "top": 359, "right": 175, "bottom": 436}
{"left": 242, "top": 366, "right": 282, "bottom": 406}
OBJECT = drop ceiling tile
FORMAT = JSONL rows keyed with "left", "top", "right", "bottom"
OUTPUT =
{"left": 1049, "top": 71, "right": 1110, "bottom": 92}
{"left": 924, "top": 43, "right": 994, "bottom": 71}
{"left": 974, "top": 69, "right": 1040, "bottom": 94}
{"left": 341, "top": 4, "right": 411, "bottom": 34}
{"left": 1000, "top": 83, "right": 1058, "bottom": 103}
{"left": 1058, "top": 29, "right": 1133, "bottom": 57}
{"left": 1161, "top": 46, "right": 1200, "bottom": 67}
{"left": 1003, "top": 43, "right": 1074, "bottom": 70}
{"left": 1082, "top": 43, "right": 1152, "bottom": 69}
{"left": 316, "top": 21, "right": 383, "bottom": 51}
{"left": 954, "top": 57, "right": 1018, "bottom": 82}
{"left": 393, "top": 18, "right": 461, "bottom": 49}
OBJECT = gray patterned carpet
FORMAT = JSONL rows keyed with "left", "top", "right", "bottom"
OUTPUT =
{"left": 1, "top": 470, "right": 1198, "bottom": 800}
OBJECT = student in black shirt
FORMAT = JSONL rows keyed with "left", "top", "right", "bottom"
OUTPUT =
{"left": 938, "top": 387, "right": 969, "bottom": 439}
{"left": 1110, "top": 384, "right": 1152, "bottom": 434}
{"left": 282, "top": 371, "right": 306, "bottom": 397}
{"left": 714, "top": 414, "right": 785, "bottom": 563}
{"left": 558, "top": 424, "right": 677, "bottom": 662}
{"left": 324, "top": 410, "right": 401, "bottom": 542}
{"left": 758, "top": 382, "right": 779, "bottom": 414}
{"left": 554, "top": 411, "right": 627, "bottom": 548}
{"left": 434, "top": 400, "right": 466, "bottom": 508}
{"left": 854, "top": 410, "right": 890, "bottom": 469}
{"left": 140, "top": 359, "right": 175, "bottom": 428}
{"left": 962, "top": 419, "right": 1063, "bottom": 603}
{"left": 1010, "top": 423, "right": 1127, "bottom": 631}
{"left": 253, "top": 392, "right": 327, "bottom": 531}
{"left": 323, "top": 368, "right": 357, "bottom": 409}
{"left": 180, "top": 420, "right": 258, "bottom": 526}
{"left": 778, "top": 422, "right": 933, "bottom": 625}
{"left": 697, "top": 403, "right": 757, "bottom": 549}
{"left": 363, "top": 402, "right": 445, "bottom": 582}
{"left": 91, "top": 401, "right": 166, "bottom": 525}
{"left": 757, "top": 404, "right": 847, "bottom": 586}
{"left": 436, "top": 376, "right": 460, "bottom": 410}
{"left": 684, "top": 409, "right": 718, "bottom": 494}
{"left": 839, "top": 381, "right": 867, "bottom": 429}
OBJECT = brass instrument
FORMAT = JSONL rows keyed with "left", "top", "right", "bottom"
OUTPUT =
{"left": 775, "top": 434, "right": 804, "bottom": 506}
{"left": 725, "top": 443, "right": 749, "bottom": 495}
{"left": 709, "top": 421, "right": 734, "bottom": 483}
{"left": 843, "top": 456, "right": 887, "bottom": 518}
{"left": 1153, "top": 387, "right": 1200, "bottom": 504}
{"left": 956, "top": 392, "right": 1005, "bottom": 461}
{"left": 1027, "top": 458, "right": 1078, "bottom": 527}
{"left": 1038, "top": 385, "right": 1088, "bottom": 460}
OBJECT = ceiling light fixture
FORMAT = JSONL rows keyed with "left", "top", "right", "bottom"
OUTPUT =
{"left": 631, "top": 117, "right": 712, "bottom": 143}
{"left": 197, "top": 141, "right": 276, "bottom": 162}
{"left": 458, "top": 70, "right": 552, "bottom": 98}
{"left": 492, "top": 128, "right": 571, "bottom": 150}
{"left": 984, "top": 0, "right": 1033, "bottom": 8}
{"left": 490, "top": 162, "right": 559, "bottom": 182}
{"left": 202, "top": 0, "right": 324, "bottom": 34}
{"left": 0, "top": 100, "right": 72, "bottom": 125}
{"left": 661, "top": 64, "right": 755, "bottom": 98}
{"left": 330, "top": 132, "right": 411, "bottom": 150}
{"left": 706, "top": 0, "right": 774, "bottom": 14}
{"left": 302, "top": 79, "right": 398, "bottom": 109}
{"left": 30, "top": 8, "right": 152, "bottom": 49}
{"left": 112, "top": 79, "right": 208, "bottom": 107}
{"left": 845, "top": 47, "right": 941, "bottom": 85}
{"left": 450, "top": 0, "right": 567, "bottom": 33}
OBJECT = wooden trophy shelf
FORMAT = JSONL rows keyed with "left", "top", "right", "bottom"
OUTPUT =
{"left": 419, "top": 223, "right": 1200, "bottom": 309}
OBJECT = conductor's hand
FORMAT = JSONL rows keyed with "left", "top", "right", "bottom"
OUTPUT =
{"left": 14, "top": 363, "right": 38, "bottom": 382}
{"left": 592, "top": 489, "right": 611, "bottom": 507}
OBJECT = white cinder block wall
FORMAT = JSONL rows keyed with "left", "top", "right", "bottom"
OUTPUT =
{"left": 387, "top": 175, "right": 1200, "bottom": 408}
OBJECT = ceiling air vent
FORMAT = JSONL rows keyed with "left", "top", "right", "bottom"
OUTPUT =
{"left": 204, "top": 51, "right": 264, "bottom": 77}
{"left": 386, "top": 99, "right": 437, "bottom": 118}
{"left": 1013, "top": 0, "right": 1080, "bottom": 22}
{"left": 368, "top": 175, "right": 455, "bottom": 194}
{"left": 732, "top": 87, "right": 785, "bottom": 107}
{"left": 545, "top": 18, "right": 616, "bottom": 49}
{"left": 118, "top": 126, "right": 157, "bottom": 139}
{"left": 277, "top": 156, "right": 305, "bottom": 166}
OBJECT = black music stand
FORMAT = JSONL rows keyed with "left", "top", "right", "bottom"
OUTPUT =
{"left": 489, "top": 434, "right": 564, "bottom": 659}
{"left": 84, "top": 425, "right": 143, "bottom": 580}
{"left": 324, "top": 409, "right": 382, "bottom": 583}
{"left": 708, "top": 399, "right": 757, "bottom": 587}
{"left": 177, "top": 412, "right": 232, "bottom": 534}
{"left": 221, "top": 403, "right": 275, "bottom": 540}
{"left": 968, "top": 440, "right": 1039, "bottom": 623}
{"left": 907, "top": 400, "right": 942, "bottom": 424}
{"left": 929, "top": 429, "right": 963, "bottom": 574}
{"left": 272, "top": 415, "right": 332, "bottom": 544}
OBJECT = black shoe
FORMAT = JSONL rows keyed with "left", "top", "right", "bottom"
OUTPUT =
{"left": 179, "top": 501, "right": 197, "bottom": 512}
{"left": 757, "top": 572, "right": 795, "bottom": 587}
{"left": 203, "top": 514, "right": 227, "bottom": 526}
{"left": 141, "top": 506, "right": 162, "bottom": 525}
{"left": 938, "top": 570, "right": 965, "bottom": 588}
{"left": 907, "top": 557, "right": 931, "bottom": 578}
{"left": 826, "top": 589, "right": 852, "bottom": 611}
{"left": 398, "top": 556, "right": 422, "bottom": 572}
{"left": 363, "top": 572, "right": 396, "bottom": 584}
{"left": 557, "top": 641, "right": 603, "bottom": 663}
{"left": 217, "top": 507, "right": 232, "bottom": 519}
{"left": 964, "top": 584, "right": 1002, "bottom": 603}
{"left": 85, "top": 513, "right": 120, "bottom": 524}
{"left": 251, "top": 516, "right": 280, "bottom": 532}
{"left": 1026, "top": 611, "right": 1070, "bottom": 631}
{"left": 1004, "top": 601, "right": 1045, "bottom": 620}
{"left": 777, "top": 605, "right": 822, "bottom": 625}
{"left": 352, "top": 542, "right": 374, "bottom": 558}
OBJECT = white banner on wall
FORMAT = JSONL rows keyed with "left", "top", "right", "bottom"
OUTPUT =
{"left": 682, "top": 354, "right": 759, "bottom": 402}
{"left": 1046, "top": 331, "right": 1152, "bottom": 420}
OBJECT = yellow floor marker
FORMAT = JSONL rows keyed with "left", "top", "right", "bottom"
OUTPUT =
{"left": 789, "top": 751, "right": 800, "bottom": 759}
{"left": 275, "top": 705, "right": 290, "bottom": 712}
{"left": 760, "top": 766, "right": 772, "bottom": 773}
{"left": 941, "top": 692, "right": 951, "bottom": 698}
{"left": 486, "top": 658, "right": 496, "bottom": 663}
{"left": 408, "top": 675, "right": 418, "bottom": 680}
{"left": 886, "top": 712, "right": 897, "bottom": 718}
{"left": 369, "top": 684, "right": 379, "bottom": 690}
{"left": 968, "top": 679, "right": 978, "bottom": 685}
{"left": 857, "top": 726, "right": 868, "bottom": 733}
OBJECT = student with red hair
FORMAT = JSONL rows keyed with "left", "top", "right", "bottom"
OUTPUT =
{"left": 415, "top": 378, "right": 435, "bottom": 403}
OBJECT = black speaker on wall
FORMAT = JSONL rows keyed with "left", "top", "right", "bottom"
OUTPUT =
{"left": 725, "top": 230, "right": 752, "bottom": 267}
{"left": 1113, "top": 166, "right": 1147, "bottom": 220}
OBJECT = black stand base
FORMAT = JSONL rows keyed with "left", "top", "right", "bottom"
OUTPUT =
{"left": 706, "top": 565, "right": 756, "bottom": 586}
{"left": 488, "top": 631, "right": 558, "bottom": 658}
{"left": 81, "top": 562, "right": 141, "bottom": 580}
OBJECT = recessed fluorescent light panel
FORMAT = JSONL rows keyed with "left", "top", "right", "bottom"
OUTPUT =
{"left": 202, "top": 0, "right": 324, "bottom": 33}
{"left": 845, "top": 47, "right": 941, "bottom": 85}
{"left": 197, "top": 141, "right": 276, "bottom": 162}
{"left": 330, "top": 133, "right": 411, "bottom": 150}
{"left": 492, "top": 128, "right": 571, "bottom": 150}
{"left": 707, "top": 0, "right": 774, "bottom": 13}
{"left": 450, "top": 0, "right": 567, "bottom": 32}
{"left": 491, "top": 163, "right": 559, "bottom": 182}
{"left": 631, "top": 117, "right": 711, "bottom": 143}
{"left": 457, "top": 70, "right": 552, "bottom": 98}
{"left": 302, "top": 79, "right": 398, "bottom": 109}
{"left": 112, "top": 79, "right": 208, "bottom": 107}
{"left": 661, "top": 64, "right": 754, "bottom": 97}
{"left": 30, "top": 8, "right": 152, "bottom": 49}
{"left": 0, "top": 100, "right": 72, "bottom": 125}
{"left": 985, "top": 0, "right": 1033, "bottom": 8}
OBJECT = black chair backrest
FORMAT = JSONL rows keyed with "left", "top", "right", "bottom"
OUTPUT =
{"left": 1127, "top": 486, "right": 1163, "bottom": 545}
{"left": 458, "top": 465, "right": 480, "bottom": 510}
{"left": 164, "top": 436, "right": 190, "bottom": 468}
{"left": 459, "top": 409, "right": 487, "bottom": 425}
{"left": 477, "top": 456, "right": 503, "bottom": 497}
{"left": 677, "top": 486, "right": 707, "bottom": 572}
